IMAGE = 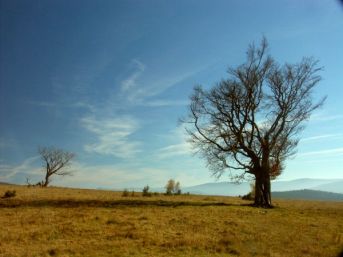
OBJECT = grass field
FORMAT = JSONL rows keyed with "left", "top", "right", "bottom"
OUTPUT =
{"left": 0, "top": 185, "right": 342, "bottom": 257}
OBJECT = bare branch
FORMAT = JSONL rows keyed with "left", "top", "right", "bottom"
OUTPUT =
{"left": 182, "top": 37, "right": 324, "bottom": 202}
{"left": 38, "top": 146, "right": 75, "bottom": 187}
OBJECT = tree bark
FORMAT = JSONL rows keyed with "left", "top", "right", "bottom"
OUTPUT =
{"left": 254, "top": 171, "right": 272, "bottom": 208}
{"left": 43, "top": 164, "right": 50, "bottom": 187}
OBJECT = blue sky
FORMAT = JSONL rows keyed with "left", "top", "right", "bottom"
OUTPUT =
{"left": 1, "top": 0, "right": 343, "bottom": 189}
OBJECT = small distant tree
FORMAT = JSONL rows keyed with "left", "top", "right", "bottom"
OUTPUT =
{"left": 174, "top": 181, "right": 181, "bottom": 195}
{"left": 142, "top": 185, "right": 151, "bottom": 197}
{"left": 165, "top": 179, "right": 181, "bottom": 195}
{"left": 122, "top": 189, "right": 129, "bottom": 197}
{"left": 165, "top": 179, "right": 175, "bottom": 195}
{"left": 38, "top": 146, "right": 75, "bottom": 187}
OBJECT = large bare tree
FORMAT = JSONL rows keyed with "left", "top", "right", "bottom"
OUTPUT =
{"left": 183, "top": 38, "right": 325, "bottom": 207}
{"left": 38, "top": 146, "right": 75, "bottom": 187}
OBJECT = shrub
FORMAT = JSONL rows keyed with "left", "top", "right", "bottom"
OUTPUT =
{"left": 242, "top": 183, "right": 255, "bottom": 200}
{"left": 48, "top": 249, "right": 57, "bottom": 256}
{"left": 142, "top": 185, "right": 151, "bottom": 197}
{"left": 242, "top": 192, "right": 253, "bottom": 200}
{"left": 122, "top": 189, "right": 129, "bottom": 197}
{"left": 2, "top": 190, "right": 16, "bottom": 198}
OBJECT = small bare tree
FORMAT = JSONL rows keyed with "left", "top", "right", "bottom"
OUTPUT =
{"left": 165, "top": 179, "right": 175, "bottom": 195}
{"left": 165, "top": 179, "right": 181, "bottom": 195}
{"left": 38, "top": 146, "right": 75, "bottom": 187}
{"left": 174, "top": 181, "right": 181, "bottom": 195}
{"left": 183, "top": 38, "right": 325, "bottom": 207}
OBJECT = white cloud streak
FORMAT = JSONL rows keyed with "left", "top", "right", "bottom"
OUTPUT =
{"left": 119, "top": 59, "right": 204, "bottom": 104}
{"left": 143, "top": 99, "right": 188, "bottom": 107}
{"left": 302, "top": 134, "right": 343, "bottom": 142}
{"left": 81, "top": 115, "right": 141, "bottom": 159}
{"left": 156, "top": 143, "right": 192, "bottom": 159}
{"left": 155, "top": 126, "right": 193, "bottom": 159}
{"left": 298, "top": 147, "right": 343, "bottom": 158}
{"left": 120, "top": 59, "right": 145, "bottom": 92}
{"left": 309, "top": 113, "right": 343, "bottom": 122}
{"left": 51, "top": 161, "right": 170, "bottom": 188}
{"left": 0, "top": 156, "right": 40, "bottom": 180}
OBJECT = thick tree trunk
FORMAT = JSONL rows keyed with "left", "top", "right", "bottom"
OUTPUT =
{"left": 254, "top": 172, "right": 272, "bottom": 208}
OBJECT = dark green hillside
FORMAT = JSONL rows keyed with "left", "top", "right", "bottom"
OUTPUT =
{"left": 272, "top": 189, "right": 343, "bottom": 201}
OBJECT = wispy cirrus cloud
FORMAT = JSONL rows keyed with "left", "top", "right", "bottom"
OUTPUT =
{"left": 298, "top": 147, "right": 343, "bottom": 158}
{"left": 155, "top": 126, "right": 193, "bottom": 159}
{"left": 0, "top": 156, "right": 40, "bottom": 180}
{"left": 302, "top": 133, "right": 343, "bottom": 142}
{"left": 143, "top": 99, "right": 188, "bottom": 107}
{"left": 52, "top": 162, "right": 169, "bottom": 188}
{"left": 78, "top": 58, "right": 202, "bottom": 160}
{"left": 81, "top": 115, "right": 141, "bottom": 159}
{"left": 309, "top": 113, "right": 343, "bottom": 122}
{"left": 120, "top": 59, "right": 145, "bottom": 92}
{"left": 156, "top": 143, "right": 192, "bottom": 159}
{"left": 119, "top": 59, "right": 205, "bottom": 104}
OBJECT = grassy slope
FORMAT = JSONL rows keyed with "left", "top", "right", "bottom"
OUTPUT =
{"left": 0, "top": 185, "right": 342, "bottom": 257}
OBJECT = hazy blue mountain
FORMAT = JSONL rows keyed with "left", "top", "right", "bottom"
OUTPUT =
{"left": 272, "top": 179, "right": 343, "bottom": 193}
{"left": 272, "top": 189, "right": 343, "bottom": 201}
{"left": 183, "top": 182, "right": 250, "bottom": 196}
{"left": 0, "top": 181, "right": 13, "bottom": 185}
{"left": 310, "top": 181, "right": 343, "bottom": 194}
{"left": 182, "top": 179, "right": 343, "bottom": 197}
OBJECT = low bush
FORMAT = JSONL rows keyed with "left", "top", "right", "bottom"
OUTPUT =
{"left": 242, "top": 182, "right": 255, "bottom": 201}
{"left": 122, "top": 189, "right": 129, "bottom": 197}
{"left": 142, "top": 185, "right": 151, "bottom": 197}
{"left": 2, "top": 190, "right": 16, "bottom": 198}
{"left": 241, "top": 192, "right": 253, "bottom": 200}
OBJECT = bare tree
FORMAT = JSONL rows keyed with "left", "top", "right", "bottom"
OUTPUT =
{"left": 183, "top": 38, "right": 325, "bottom": 207}
{"left": 165, "top": 179, "right": 181, "bottom": 195}
{"left": 38, "top": 146, "right": 75, "bottom": 187}
{"left": 165, "top": 179, "right": 175, "bottom": 195}
{"left": 174, "top": 181, "right": 181, "bottom": 195}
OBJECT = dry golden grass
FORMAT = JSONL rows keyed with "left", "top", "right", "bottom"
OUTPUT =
{"left": 0, "top": 184, "right": 342, "bottom": 257}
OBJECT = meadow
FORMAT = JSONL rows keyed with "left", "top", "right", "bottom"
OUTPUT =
{"left": 0, "top": 185, "right": 342, "bottom": 257}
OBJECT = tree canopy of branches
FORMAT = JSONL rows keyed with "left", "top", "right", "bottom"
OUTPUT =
{"left": 38, "top": 146, "right": 75, "bottom": 187}
{"left": 183, "top": 38, "right": 325, "bottom": 207}
{"left": 165, "top": 179, "right": 181, "bottom": 195}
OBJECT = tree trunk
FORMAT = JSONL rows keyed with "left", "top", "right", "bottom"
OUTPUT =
{"left": 254, "top": 171, "right": 272, "bottom": 208}
{"left": 43, "top": 164, "right": 50, "bottom": 187}
{"left": 43, "top": 174, "right": 49, "bottom": 187}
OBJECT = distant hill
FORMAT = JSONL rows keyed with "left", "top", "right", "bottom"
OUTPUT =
{"left": 0, "top": 181, "right": 14, "bottom": 185}
{"left": 272, "top": 189, "right": 343, "bottom": 201}
{"left": 310, "top": 181, "right": 343, "bottom": 194}
{"left": 183, "top": 182, "right": 250, "bottom": 196}
{"left": 272, "top": 179, "right": 343, "bottom": 194}
{"left": 182, "top": 178, "right": 343, "bottom": 197}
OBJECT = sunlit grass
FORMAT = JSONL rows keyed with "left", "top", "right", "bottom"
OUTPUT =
{"left": 0, "top": 185, "right": 342, "bottom": 257}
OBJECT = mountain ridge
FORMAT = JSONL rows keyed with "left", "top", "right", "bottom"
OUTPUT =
{"left": 182, "top": 178, "right": 343, "bottom": 197}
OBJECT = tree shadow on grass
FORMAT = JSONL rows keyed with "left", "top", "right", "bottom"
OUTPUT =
{"left": 0, "top": 199, "right": 253, "bottom": 208}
